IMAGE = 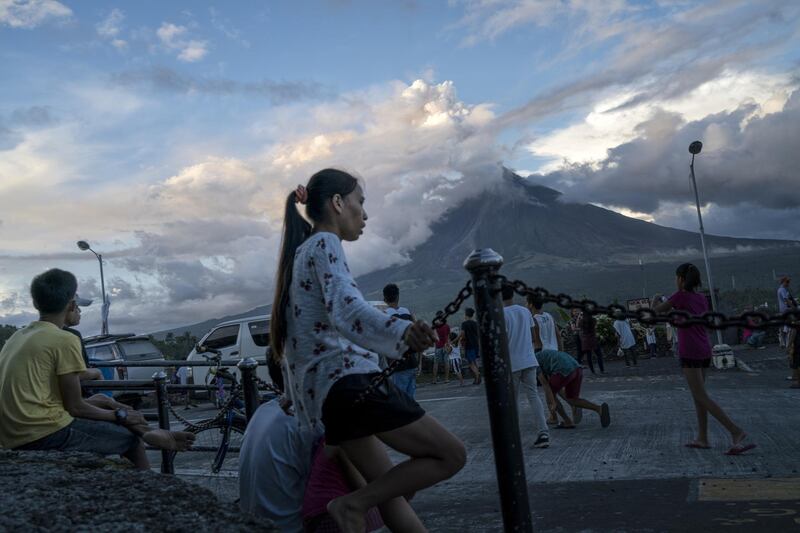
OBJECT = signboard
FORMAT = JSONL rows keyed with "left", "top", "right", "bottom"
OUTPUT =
{"left": 626, "top": 298, "right": 651, "bottom": 312}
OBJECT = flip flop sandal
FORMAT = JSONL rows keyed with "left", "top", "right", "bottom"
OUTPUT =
{"left": 685, "top": 442, "right": 711, "bottom": 449}
{"left": 725, "top": 443, "right": 757, "bottom": 456}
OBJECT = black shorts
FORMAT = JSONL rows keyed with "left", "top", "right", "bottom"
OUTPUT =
{"left": 321, "top": 372, "right": 425, "bottom": 445}
{"left": 680, "top": 357, "right": 711, "bottom": 369}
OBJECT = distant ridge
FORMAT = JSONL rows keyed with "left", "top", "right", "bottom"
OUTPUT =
{"left": 154, "top": 168, "right": 798, "bottom": 339}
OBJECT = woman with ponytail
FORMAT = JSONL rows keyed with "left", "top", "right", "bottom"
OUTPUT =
{"left": 652, "top": 263, "right": 755, "bottom": 456}
{"left": 270, "top": 169, "right": 466, "bottom": 532}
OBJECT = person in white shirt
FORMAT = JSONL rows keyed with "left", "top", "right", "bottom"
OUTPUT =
{"left": 502, "top": 285, "right": 550, "bottom": 449}
{"left": 645, "top": 327, "right": 657, "bottom": 358}
{"left": 239, "top": 399, "right": 323, "bottom": 532}
{"left": 527, "top": 298, "right": 561, "bottom": 352}
{"left": 777, "top": 277, "right": 796, "bottom": 348}
{"left": 613, "top": 318, "right": 638, "bottom": 367}
{"left": 446, "top": 332, "right": 465, "bottom": 386}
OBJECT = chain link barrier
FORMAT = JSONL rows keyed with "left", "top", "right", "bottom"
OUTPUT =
{"left": 495, "top": 275, "right": 800, "bottom": 330}
{"left": 353, "top": 281, "right": 474, "bottom": 404}
{"left": 351, "top": 275, "right": 800, "bottom": 404}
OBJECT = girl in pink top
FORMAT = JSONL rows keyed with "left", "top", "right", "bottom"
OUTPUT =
{"left": 652, "top": 263, "right": 755, "bottom": 456}
{"left": 303, "top": 440, "right": 383, "bottom": 532}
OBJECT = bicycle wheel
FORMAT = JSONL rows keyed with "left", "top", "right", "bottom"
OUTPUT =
{"left": 171, "top": 419, "right": 245, "bottom": 501}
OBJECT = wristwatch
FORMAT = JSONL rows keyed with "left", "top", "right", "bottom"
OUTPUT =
{"left": 114, "top": 408, "right": 128, "bottom": 425}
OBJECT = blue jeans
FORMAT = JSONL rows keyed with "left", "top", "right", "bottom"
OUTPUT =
{"left": 16, "top": 418, "right": 138, "bottom": 455}
{"left": 390, "top": 368, "right": 417, "bottom": 399}
{"left": 747, "top": 331, "right": 766, "bottom": 347}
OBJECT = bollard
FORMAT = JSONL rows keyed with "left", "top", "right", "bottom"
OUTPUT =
{"left": 152, "top": 371, "right": 174, "bottom": 474}
{"left": 464, "top": 249, "right": 534, "bottom": 533}
{"left": 237, "top": 357, "right": 260, "bottom": 424}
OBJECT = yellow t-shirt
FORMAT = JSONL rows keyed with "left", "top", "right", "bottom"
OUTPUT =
{"left": 0, "top": 321, "right": 86, "bottom": 449}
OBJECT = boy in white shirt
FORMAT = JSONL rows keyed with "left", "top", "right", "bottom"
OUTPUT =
{"left": 446, "top": 332, "right": 465, "bottom": 386}
{"left": 502, "top": 285, "right": 550, "bottom": 449}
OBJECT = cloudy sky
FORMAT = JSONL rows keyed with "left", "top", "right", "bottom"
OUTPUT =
{"left": 1, "top": 0, "right": 798, "bottom": 334}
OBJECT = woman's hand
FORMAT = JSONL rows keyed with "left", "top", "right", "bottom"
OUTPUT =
{"left": 403, "top": 320, "right": 437, "bottom": 353}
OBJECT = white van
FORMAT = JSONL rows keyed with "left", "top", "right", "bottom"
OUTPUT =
{"left": 187, "top": 302, "right": 389, "bottom": 388}
{"left": 186, "top": 315, "right": 272, "bottom": 387}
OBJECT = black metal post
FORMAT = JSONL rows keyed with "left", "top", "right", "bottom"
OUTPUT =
{"left": 237, "top": 357, "right": 260, "bottom": 424}
{"left": 152, "top": 371, "right": 174, "bottom": 474}
{"left": 464, "top": 248, "right": 534, "bottom": 533}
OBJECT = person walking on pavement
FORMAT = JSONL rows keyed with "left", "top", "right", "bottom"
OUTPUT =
{"left": 502, "top": 285, "right": 550, "bottom": 449}
{"left": 777, "top": 277, "right": 796, "bottom": 348}
{"left": 383, "top": 283, "right": 419, "bottom": 398}
{"left": 652, "top": 263, "right": 756, "bottom": 455}
{"left": 580, "top": 312, "right": 605, "bottom": 374}
{"left": 527, "top": 296, "right": 562, "bottom": 352}
{"left": 614, "top": 318, "right": 638, "bottom": 367}
{"left": 432, "top": 312, "right": 450, "bottom": 384}
{"left": 569, "top": 308, "right": 584, "bottom": 365}
{"left": 458, "top": 308, "right": 481, "bottom": 385}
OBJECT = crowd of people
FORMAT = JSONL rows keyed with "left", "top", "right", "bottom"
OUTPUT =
{"left": 1, "top": 167, "right": 794, "bottom": 533}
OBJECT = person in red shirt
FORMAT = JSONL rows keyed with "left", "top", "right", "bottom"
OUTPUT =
{"left": 433, "top": 311, "right": 451, "bottom": 384}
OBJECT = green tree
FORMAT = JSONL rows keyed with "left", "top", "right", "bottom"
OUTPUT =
{"left": 0, "top": 325, "right": 18, "bottom": 351}
{"left": 149, "top": 331, "right": 198, "bottom": 360}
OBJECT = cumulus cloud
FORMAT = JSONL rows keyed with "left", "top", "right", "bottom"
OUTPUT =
{"left": 157, "top": 22, "right": 209, "bottom": 62}
{"left": 0, "top": 78, "right": 502, "bottom": 332}
{"left": 0, "top": 0, "right": 71, "bottom": 28}
{"left": 532, "top": 88, "right": 800, "bottom": 213}
{"left": 112, "top": 66, "right": 331, "bottom": 104}
{"left": 96, "top": 8, "right": 127, "bottom": 49}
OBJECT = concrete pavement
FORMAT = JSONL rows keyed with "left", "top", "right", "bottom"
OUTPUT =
{"left": 152, "top": 344, "right": 800, "bottom": 531}
{"left": 411, "top": 345, "right": 800, "bottom": 531}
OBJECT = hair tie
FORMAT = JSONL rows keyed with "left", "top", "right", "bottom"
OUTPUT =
{"left": 295, "top": 185, "right": 308, "bottom": 205}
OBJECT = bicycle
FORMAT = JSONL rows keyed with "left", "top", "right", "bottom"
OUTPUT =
{"left": 168, "top": 345, "right": 248, "bottom": 499}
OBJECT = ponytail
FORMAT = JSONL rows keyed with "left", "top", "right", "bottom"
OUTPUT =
{"left": 676, "top": 263, "right": 702, "bottom": 292}
{"left": 270, "top": 192, "right": 312, "bottom": 361}
{"left": 270, "top": 168, "right": 359, "bottom": 361}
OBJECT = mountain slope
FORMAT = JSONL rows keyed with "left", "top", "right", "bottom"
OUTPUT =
{"left": 155, "top": 169, "right": 798, "bottom": 338}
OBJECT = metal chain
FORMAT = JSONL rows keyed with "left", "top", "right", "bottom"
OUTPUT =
{"left": 166, "top": 385, "right": 241, "bottom": 432}
{"left": 255, "top": 375, "right": 285, "bottom": 396}
{"left": 353, "top": 281, "right": 474, "bottom": 404}
{"left": 495, "top": 275, "right": 800, "bottom": 330}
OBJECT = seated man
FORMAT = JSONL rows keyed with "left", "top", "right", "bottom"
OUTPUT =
{"left": 239, "top": 398, "right": 323, "bottom": 532}
{"left": 0, "top": 268, "right": 193, "bottom": 470}
{"left": 535, "top": 349, "right": 611, "bottom": 429}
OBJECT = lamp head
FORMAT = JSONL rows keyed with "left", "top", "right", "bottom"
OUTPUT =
{"left": 77, "top": 240, "right": 91, "bottom": 251}
{"left": 688, "top": 141, "right": 703, "bottom": 155}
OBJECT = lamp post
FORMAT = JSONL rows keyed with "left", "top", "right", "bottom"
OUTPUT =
{"left": 77, "top": 240, "right": 108, "bottom": 335}
{"left": 688, "top": 141, "right": 723, "bottom": 345}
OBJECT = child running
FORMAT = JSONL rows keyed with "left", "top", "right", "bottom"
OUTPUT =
{"left": 270, "top": 169, "right": 466, "bottom": 533}
{"left": 652, "top": 263, "right": 756, "bottom": 455}
{"left": 447, "top": 332, "right": 465, "bottom": 386}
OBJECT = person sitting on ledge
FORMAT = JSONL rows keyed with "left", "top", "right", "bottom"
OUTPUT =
{"left": 0, "top": 268, "right": 194, "bottom": 469}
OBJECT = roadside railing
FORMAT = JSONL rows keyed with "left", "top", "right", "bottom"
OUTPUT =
{"left": 81, "top": 358, "right": 269, "bottom": 474}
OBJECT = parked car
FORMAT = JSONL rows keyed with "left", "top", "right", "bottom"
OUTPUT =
{"left": 84, "top": 334, "right": 166, "bottom": 409}
{"left": 188, "top": 302, "right": 390, "bottom": 389}
{"left": 186, "top": 315, "right": 272, "bottom": 389}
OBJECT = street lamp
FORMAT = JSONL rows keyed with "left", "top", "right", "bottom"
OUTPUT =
{"left": 688, "top": 141, "right": 723, "bottom": 345}
{"left": 77, "top": 240, "right": 108, "bottom": 335}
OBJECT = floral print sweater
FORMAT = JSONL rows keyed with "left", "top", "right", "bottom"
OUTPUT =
{"left": 285, "top": 232, "right": 411, "bottom": 429}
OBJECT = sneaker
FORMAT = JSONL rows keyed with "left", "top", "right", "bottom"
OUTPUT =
{"left": 600, "top": 403, "right": 611, "bottom": 428}
{"left": 533, "top": 434, "right": 550, "bottom": 448}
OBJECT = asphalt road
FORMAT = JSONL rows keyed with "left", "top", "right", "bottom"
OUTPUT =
{"left": 149, "top": 344, "right": 800, "bottom": 532}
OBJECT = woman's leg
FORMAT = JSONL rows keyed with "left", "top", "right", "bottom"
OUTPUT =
{"left": 330, "top": 415, "right": 466, "bottom": 533}
{"left": 683, "top": 367, "right": 743, "bottom": 443}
